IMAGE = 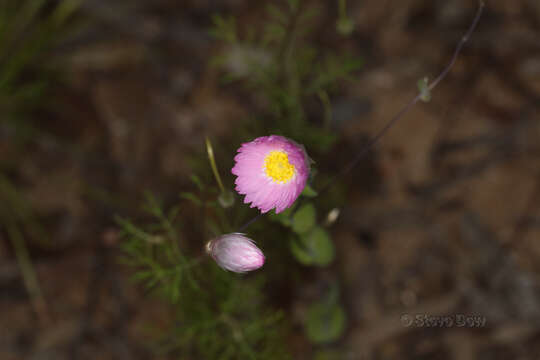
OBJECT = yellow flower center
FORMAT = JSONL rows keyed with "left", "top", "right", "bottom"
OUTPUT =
{"left": 264, "top": 150, "right": 295, "bottom": 183}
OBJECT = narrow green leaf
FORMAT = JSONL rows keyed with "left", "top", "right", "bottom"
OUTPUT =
{"left": 290, "top": 226, "right": 334, "bottom": 266}
{"left": 190, "top": 174, "right": 204, "bottom": 191}
{"left": 301, "top": 185, "right": 318, "bottom": 198}
{"left": 268, "top": 206, "right": 294, "bottom": 226}
{"left": 180, "top": 192, "right": 202, "bottom": 206}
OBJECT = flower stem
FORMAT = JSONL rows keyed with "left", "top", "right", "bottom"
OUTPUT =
{"left": 206, "top": 136, "right": 225, "bottom": 194}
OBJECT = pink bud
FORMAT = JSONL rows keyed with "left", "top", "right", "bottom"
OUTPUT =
{"left": 206, "top": 233, "right": 265, "bottom": 273}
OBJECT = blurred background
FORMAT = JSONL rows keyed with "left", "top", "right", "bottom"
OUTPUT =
{"left": 1, "top": 0, "right": 540, "bottom": 359}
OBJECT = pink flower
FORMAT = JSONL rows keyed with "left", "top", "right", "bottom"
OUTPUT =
{"left": 232, "top": 135, "right": 310, "bottom": 214}
{"left": 206, "top": 233, "right": 265, "bottom": 273}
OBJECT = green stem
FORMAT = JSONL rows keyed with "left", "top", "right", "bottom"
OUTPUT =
{"left": 205, "top": 137, "right": 225, "bottom": 194}
{"left": 7, "top": 222, "right": 49, "bottom": 324}
{"left": 317, "top": 90, "right": 332, "bottom": 129}
{"left": 338, "top": 0, "right": 347, "bottom": 18}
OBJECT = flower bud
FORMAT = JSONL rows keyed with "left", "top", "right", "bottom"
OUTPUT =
{"left": 206, "top": 233, "right": 265, "bottom": 273}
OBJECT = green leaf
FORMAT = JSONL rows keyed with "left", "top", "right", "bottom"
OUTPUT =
{"left": 307, "top": 54, "right": 363, "bottom": 95}
{"left": 301, "top": 185, "right": 318, "bottom": 198}
{"left": 130, "top": 270, "right": 154, "bottom": 283}
{"left": 190, "top": 174, "right": 204, "bottom": 191}
{"left": 292, "top": 203, "right": 315, "bottom": 234}
{"left": 290, "top": 226, "right": 334, "bottom": 266}
{"left": 180, "top": 192, "right": 202, "bottom": 206}
{"left": 268, "top": 206, "right": 294, "bottom": 227}
{"left": 305, "top": 301, "right": 346, "bottom": 344}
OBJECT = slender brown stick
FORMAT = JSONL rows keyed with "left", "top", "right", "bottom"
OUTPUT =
{"left": 238, "top": 1, "right": 485, "bottom": 231}
{"left": 317, "top": 0, "right": 485, "bottom": 196}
